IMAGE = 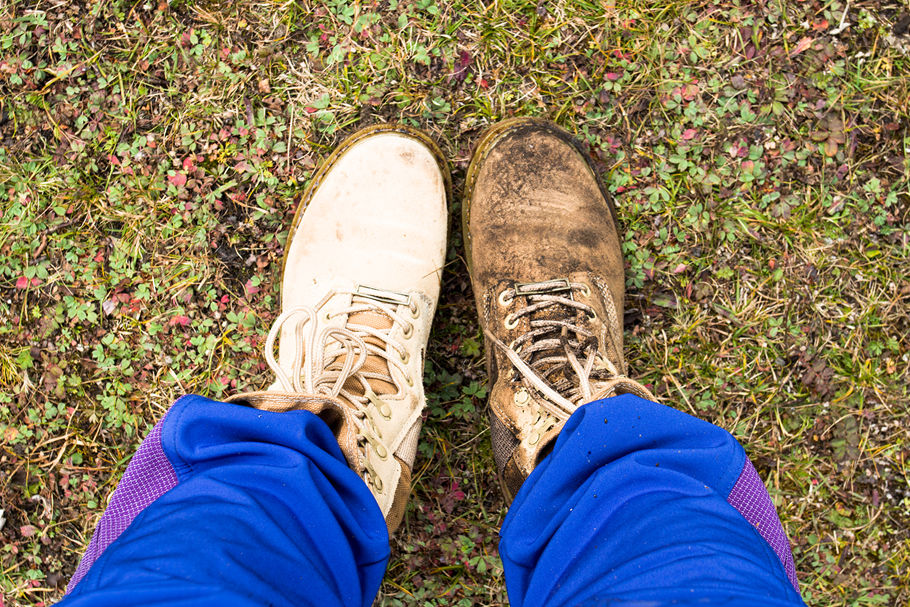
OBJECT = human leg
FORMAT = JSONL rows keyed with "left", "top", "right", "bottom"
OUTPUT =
{"left": 60, "top": 395, "right": 389, "bottom": 607}
{"left": 499, "top": 394, "right": 803, "bottom": 606}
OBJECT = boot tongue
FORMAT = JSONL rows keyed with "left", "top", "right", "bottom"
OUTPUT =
{"left": 338, "top": 310, "right": 398, "bottom": 398}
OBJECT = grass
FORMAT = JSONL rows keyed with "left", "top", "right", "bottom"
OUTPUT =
{"left": 1, "top": 0, "right": 909, "bottom": 605}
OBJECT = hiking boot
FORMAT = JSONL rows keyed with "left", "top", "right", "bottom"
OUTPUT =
{"left": 462, "top": 118, "right": 654, "bottom": 502}
{"left": 229, "top": 124, "right": 450, "bottom": 533}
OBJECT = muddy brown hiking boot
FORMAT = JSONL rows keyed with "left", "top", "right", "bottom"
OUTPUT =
{"left": 462, "top": 118, "right": 655, "bottom": 502}
{"left": 229, "top": 124, "right": 450, "bottom": 533}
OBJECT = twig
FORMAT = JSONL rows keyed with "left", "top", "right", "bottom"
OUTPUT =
{"left": 830, "top": 0, "right": 851, "bottom": 36}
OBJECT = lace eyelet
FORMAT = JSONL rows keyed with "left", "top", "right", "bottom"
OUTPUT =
{"left": 409, "top": 303, "right": 420, "bottom": 319}
{"left": 406, "top": 375, "right": 414, "bottom": 387}
{"left": 528, "top": 430, "right": 541, "bottom": 446}
{"left": 375, "top": 443, "right": 388, "bottom": 459}
{"left": 403, "top": 323, "right": 414, "bottom": 338}
{"left": 588, "top": 311, "right": 598, "bottom": 321}
{"left": 504, "top": 313, "right": 520, "bottom": 330}
{"left": 399, "top": 351, "right": 410, "bottom": 364}
{"left": 498, "top": 290, "right": 514, "bottom": 307}
{"left": 579, "top": 283, "right": 591, "bottom": 297}
{"left": 324, "top": 311, "right": 332, "bottom": 321}
{"left": 514, "top": 388, "right": 530, "bottom": 406}
{"left": 372, "top": 473, "right": 383, "bottom": 492}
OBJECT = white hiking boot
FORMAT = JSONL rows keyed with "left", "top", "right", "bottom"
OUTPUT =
{"left": 230, "top": 124, "right": 450, "bottom": 532}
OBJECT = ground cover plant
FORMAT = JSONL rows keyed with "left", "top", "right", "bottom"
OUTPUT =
{"left": 1, "top": 0, "right": 909, "bottom": 605}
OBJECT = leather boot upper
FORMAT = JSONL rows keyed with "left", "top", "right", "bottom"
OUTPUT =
{"left": 463, "top": 119, "right": 654, "bottom": 501}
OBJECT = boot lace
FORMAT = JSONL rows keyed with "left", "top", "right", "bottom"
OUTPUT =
{"left": 264, "top": 287, "right": 417, "bottom": 489}
{"left": 486, "top": 279, "right": 654, "bottom": 422}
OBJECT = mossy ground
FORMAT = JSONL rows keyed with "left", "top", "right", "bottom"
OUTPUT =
{"left": 1, "top": 1, "right": 908, "bottom": 605}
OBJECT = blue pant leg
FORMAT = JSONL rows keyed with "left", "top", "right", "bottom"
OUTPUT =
{"left": 499, "top": 394, "right": 806, "bottom": 607}
{"left": 59, "top": 395, "right": 389, "bottom": 607}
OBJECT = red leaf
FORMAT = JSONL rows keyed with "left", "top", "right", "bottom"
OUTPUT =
{"left": 168, "top": 173, "right": 187, "bottom": 187}
{"left": 15, "top": 276, "right": 28, "bottom": 289}
{"left": 605, "top": 72, "right": 621, "bottom": 81}
{"left": 244, "top": 279, "right": 260, "bottom": 296}
{"left": 681, "top": 128, "right": 697, "bottom": 140}
{"left": 20, "top": 525, "right": 36, "bottom": 537}
{"left": 169, "top": 315, "right": 191, "bottom": 327}
{"left": 791, "top": 37, "right": 812, "bottom": 56}
{"left": 452, "top": 50, "right": 473, "bottom": 82}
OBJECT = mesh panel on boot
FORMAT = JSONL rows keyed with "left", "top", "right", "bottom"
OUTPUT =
{"left": 490, "top": 413, "right": 519, "bottom": 472}
{"left": 396, "top": 421, "right": 421, "bottom": 468}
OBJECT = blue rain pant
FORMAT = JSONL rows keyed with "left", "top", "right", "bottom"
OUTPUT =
{"left": 58, "top": 394, "right": 805, "bottom": 606}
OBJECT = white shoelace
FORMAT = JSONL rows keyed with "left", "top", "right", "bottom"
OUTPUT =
{"left": 264, "top": 290, "right": 413, "bottom": 409}
{"left": 487, "top": 280, "right": 653, "bottom": 422}
{"left": 263, "top": 289, "right": 417, "bottom": 488}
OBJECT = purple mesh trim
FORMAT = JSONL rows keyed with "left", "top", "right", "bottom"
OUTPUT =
{"left": 66, "top": 417, "right": 178, "bottom": 593}
{"left": 727, "top": 459, "right": 799, "bottom": 591}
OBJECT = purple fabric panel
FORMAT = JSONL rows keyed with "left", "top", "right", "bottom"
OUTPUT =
{"left": 66, "top": 416, "right": 179, "bottom": 593}
{"left": 727, "top": 458, "right": 799, "bottom": 591}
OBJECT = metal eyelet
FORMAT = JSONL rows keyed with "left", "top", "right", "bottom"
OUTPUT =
{"left": 514, "top": 388, "right": 530, "bottom": 406}
{"left": 504, "top": 313, "right": 520, "bottom": 330}
{"left": 579, "top": 283, "right": 591, "bottom": 297}
{"left": 400, "top": 351, "right": 410, "bottom": 364}
{"left": 498, "top": 290, "right": 514, "bottom": 307}
{"left": 528, "top": 431, "right": 541, "bottom": 446}
{"left": 375, "top": 443, "right": 388, "bottom": 459}
{"left": 372, "top": 473, "right": 383, "bottom": 492}
{"left": 406, "top": 375, "right": 414, "bottom": 387}
{"left": 379, "top": 401, "right": 392, "bottom": 419}
{"left": 409, "top": 303, "right": 420, "bottom": 319}
{"left": 403, "top": 323, "right": 414, "bottom": 338}
{"left": 588, "top": 311, "right": 598, "bottom": 321}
